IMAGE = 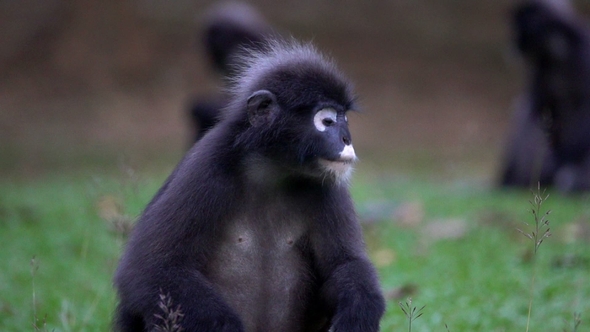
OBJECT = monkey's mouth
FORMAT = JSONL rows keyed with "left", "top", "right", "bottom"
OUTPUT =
{"left": 318, "top": 158, "right": 355, "bottom": 174}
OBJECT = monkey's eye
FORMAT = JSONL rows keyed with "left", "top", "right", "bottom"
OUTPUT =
{"left": 314, "top": 108, "right": 338, "bottom": 132}
{"left": 322, "top": 118, "right": 335, "bottom": 126}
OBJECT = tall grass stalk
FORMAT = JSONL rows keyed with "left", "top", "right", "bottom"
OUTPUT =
{"left": 31, "top": 257, "right": 49, "bottom": 331}
{"left": 399, "top": 298, "right": 424, "bottom": 332}
{"left": 31, "top": 257, "right": 38, "bottom": 327}
{"left": 517, "top": 184, "right": 551, "bottom": 332}
{"left": 153, "top": 291, "right": 185, "bottom": 332}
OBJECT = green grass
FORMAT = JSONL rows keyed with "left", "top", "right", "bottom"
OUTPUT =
{"left": 0, "top": 168, "right": 589, "bottom": 331}
{"left": 0, "top": 170, "right": 168, "bottom": 331}
{"left": 354, "top": 173, "right": 590, "bottom": 331}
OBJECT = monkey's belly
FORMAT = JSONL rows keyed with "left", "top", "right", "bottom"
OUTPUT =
{"left": 208, "top": 223, "right": 315, "bottom": 332}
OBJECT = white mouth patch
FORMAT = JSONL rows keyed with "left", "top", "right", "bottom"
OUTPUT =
{"left": 314, "top": 108, "right": 337, "bottom": 132}
{"left": 339, "top": 144, "right": 356, "bottom": 161}
{"left": 319, "top": 144, "right": 357, "bottom": 184}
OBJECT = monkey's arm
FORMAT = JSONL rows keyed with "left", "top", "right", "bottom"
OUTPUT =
{"left": 311, "top": 188, "right": 385, "bottom": 332}
{"left": 116, "top": 260, "right": 244, "bottom": 331}
{"left": 114, "top": 155, "right": 245, "bottom": 332}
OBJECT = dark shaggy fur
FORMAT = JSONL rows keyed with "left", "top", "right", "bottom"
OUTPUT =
{"left": 114, "top": 40, "right": 385, "bottom": 332}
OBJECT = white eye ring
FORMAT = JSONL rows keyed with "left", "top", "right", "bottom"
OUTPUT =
{"left": 314, "top": 108, "right": 337, "bottom": 132}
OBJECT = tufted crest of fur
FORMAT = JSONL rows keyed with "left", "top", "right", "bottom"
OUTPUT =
{"left": 223, "top": 38, "right": 354, "bottom": 118}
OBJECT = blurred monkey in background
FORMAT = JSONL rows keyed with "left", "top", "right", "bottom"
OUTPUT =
{"left": 499, "top": 0, "right": 590, "bottom": 192}
{"left": 188, "top": 2, "right": 274, "bottom": 142}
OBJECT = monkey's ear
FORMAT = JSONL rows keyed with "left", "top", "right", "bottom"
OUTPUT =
{"left": 247, "top": 90, "right": 278, "bottom": 127}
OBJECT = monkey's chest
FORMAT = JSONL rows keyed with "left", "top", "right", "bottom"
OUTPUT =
{"left": 207, "top": 211, "right": 317, "bottom": 332}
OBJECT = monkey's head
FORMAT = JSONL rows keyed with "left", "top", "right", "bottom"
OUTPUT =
{"left": 202, "top": 2, "right": 272, "bottom": 76}
{"left": 512, "top": 1, "right": 590, "bottom": 154}
{"left": 229, "top": 40, "right": 358, "bottom": 184}
{"left": 513, "top": 0, "right": 581, "bottom": 65}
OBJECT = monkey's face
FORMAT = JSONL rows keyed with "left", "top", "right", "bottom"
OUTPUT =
{"left": 311, "top": 107, "right": 356, "bottom": 182}
{"left": 242, "top": 57, "right": 357, "bottom": 184}
{"left": 244, "top": 89, "right": 357, "bottom": 184}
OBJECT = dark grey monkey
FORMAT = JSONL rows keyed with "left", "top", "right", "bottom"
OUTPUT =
{"left": 114, "top": 39, "right": 385, "bottom": 332}
{"left": 190, "top": 2, "right": 273, "bottom": 142}
{"left": 499, "top": 0, "right": 590, "bottom": 192}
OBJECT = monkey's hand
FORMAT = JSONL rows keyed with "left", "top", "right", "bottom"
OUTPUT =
{"left": 180, "top": 311, "right": 245, "bottom": 332}
{"left": 322, "top": 259, "right": 385, "bottom": 332}
{"left": 328, "top": 293, "right": 385, "bottom": 332}
{"left": 156, "top": 277, "right": 246, "bottom": 332}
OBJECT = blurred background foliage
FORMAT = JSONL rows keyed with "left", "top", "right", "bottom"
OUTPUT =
{"left": 6, "top": 0, "right": 590, "bottom": 179}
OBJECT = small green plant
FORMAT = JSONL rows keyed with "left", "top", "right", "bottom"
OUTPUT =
{"left": 152, "top": 291, "right": 184, "bottom": 332}
{"left": 399, "top": 297, "right": 424, "bottom": 332}
{"left": 563, "top": 312, "right": 582, "bottom": 332}
{"left": 517, "top": 184, "right": 551, "bottom": 255}
{"left": 517, "top": 184, "right": 551, "bottom": 332}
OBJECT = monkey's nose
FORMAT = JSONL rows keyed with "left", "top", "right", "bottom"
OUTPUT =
{"left": 342, "top": 135, "right": 351, "bottom": 145}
